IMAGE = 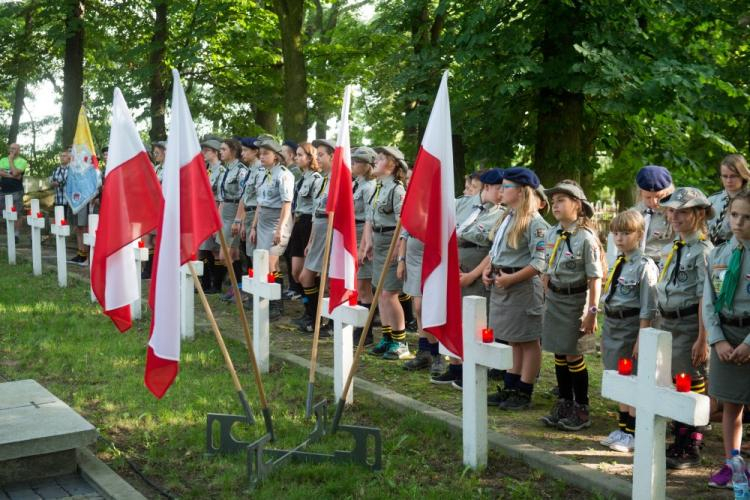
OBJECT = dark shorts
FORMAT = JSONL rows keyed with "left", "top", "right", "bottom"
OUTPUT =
{"left": 288, "top": 214, "right": 312, "bottom": 258}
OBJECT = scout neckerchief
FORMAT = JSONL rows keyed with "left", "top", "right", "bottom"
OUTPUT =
{"left": 317, "top": 174, "right": 329, "bottom": 198}
{"left": 456, "top": 199, "right": 485, "bottom": 237}
{"left": 548, "top": 228, "right": 573, "bottom": 271}
{"left": 641, "top": 208, "right": 653, "bottom": 251}
{"left": 371, "top": 180, "right": 382, "bottom": 207}
{"left": 659, "top": 239, "right": 686, "bottom": 284}
{"left": 714, "top": 242, "right": 744, "bottom": 313}
{"left": 488, "top": 210, "right": 513, "bottom": 260}
{"left": 604, "top": 254, "right": 627, "bottom": 303}
{"left": 219, "top": 159, "right": 238, "bottom": 199}
{"left": 710, "top": 191, "right": 729, "bottom": 243}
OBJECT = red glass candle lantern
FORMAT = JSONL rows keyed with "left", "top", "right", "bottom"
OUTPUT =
{"left": 617, "top": 358, "right": 633, "bottom": 376}
{"left": 266, "top": 272, "right": 275, "bottom": 283}
{"left": 481, "top": 327, "right": 494, "bottom": 343}
{"left": 248, "top": 268, "right": 254, "bottom": 278}
{"left": 10, "top": 206, "right": 16, "bottom": 212}
{"left": 137, "top": 240, "right": 145, "bottom": 248}
{"left": 36, "top": 212, "right": 43, "bottom": 218}
{"left": 60, "top": 219, "right": 67, "bottom": 226}
{"left": 348, "top": 291, "right": 358, "bottom": 306}
{"left": 675, "top": 373, "right": 691, "bottom": 392}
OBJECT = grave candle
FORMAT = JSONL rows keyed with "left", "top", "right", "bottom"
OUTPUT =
{"left": 248, "top": 268, "right": 254, "bottom": 278}
{"left": 60, "top": 219, "right": 67, "bottom": 225}
{"left": 348, "top": 291, "right": 358, "bottom": 306}
{"left": 481, "top": 328, "right": 494, "bottom": 343}
{"left": 618, "top": 358, "right": 633, "bottom": 376}
{"left": 37, "top": 212, "right": 43, "bottom": 218}
{"left": 138, "top": 240, "right": 145, "bottom": 248}
{"left": 675, "top": 373, "right": 691, "bottom": 392}
{"left": 10, "top": 206, "right": 16, "bottom": 212}
{"left": 266, "top": 272, "right": 275, "bottom": 283}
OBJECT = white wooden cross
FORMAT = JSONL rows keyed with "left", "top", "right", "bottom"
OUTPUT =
{"left": 25, "top": 199, "right": 45, "bottom": 276}
{"left": 180, "top": 260, "right": 203, "bottom": 340}
{"left": 49, "top": 206, "right": 70, "bottom": 287}
{"left": 439, "top": 295, "right": 513, "bottom": 469}
{"left": 83, "top": 214, "right": 98, "bottom": 302}
{"left": 601, "top": 327, "right": 710, "bottom": 500}
{"left": 321, "top": 297, "right": 368, "bottom": 405}
{"left": 2, "top": 194, "right": 17, "bottom": 264}
{"left": 131, "top": 242, "right": 149, "bottom": 320}
{"left": 240, "top": 249, "right": 280, "bottom": 374}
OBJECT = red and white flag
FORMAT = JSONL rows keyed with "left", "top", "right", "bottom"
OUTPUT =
{"left": 400, "top": 71, "right": 463, "bottom": 357}
{"left": 91, "top": 89, "right": 163, "bottom": 332}
{"left": 145, "top": 69, "right": 222, "bottom": 398}
{"left": 326, "top": 86, "right": 357, "bottom": 312}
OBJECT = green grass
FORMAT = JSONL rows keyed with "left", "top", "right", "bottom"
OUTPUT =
{"left": 0, "top": 258, "right": 596, "bottom": 499}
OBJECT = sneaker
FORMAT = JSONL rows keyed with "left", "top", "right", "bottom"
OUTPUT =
{"left": 609, "top": 432, "right": 635, "bottom": 453}
{"left": 667, "top": 434, "right": 702, "bottom": 470}
{"left": 430, "top": 356, "right": 446, "bottom": 377}
{"left": 403, "top": 350, "right": 432, "bottom": 371}
{"left": 430, "top": 369, "right": 459, "bottom": 385}
{"left": 488, "top": 387, "right": 515, "bottom": 407}
{"left": 600, "top": 429, "right": 624, "bottom": 447}
{"left": 707, "top": 465, "right": 733, "bottom": 489}
{"left": 541, "top": 399, "right": 574, "bottom": 427}
{"left": 406, "top": 318, "right": 418, "bottom": 332}
{"left": 557, "top": 402, "right": 592, "bottom": 431}
{"left": 68, "top": 254, "right": 87, "bottom": 266}
{"left": 383, "top": 341, "right": 410, "bottom": 360}
{"left": 368, "top": 337, "right": 390, "bottom": 356}
{"left": 499, "top": 391, "right": 531, "bottom": 410}
{"left": 451, "top": 377, "right": 463, "bottom": 391}
{"left": 283, "top": 289, "right": 301, "bottom": 300}
{"left": 549, "top": 385, "right": 560, "bottom": 397}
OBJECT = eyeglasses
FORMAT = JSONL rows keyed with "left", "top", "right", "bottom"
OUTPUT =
{"left": 501, "top": 183, "right": 520, "bottom": 189}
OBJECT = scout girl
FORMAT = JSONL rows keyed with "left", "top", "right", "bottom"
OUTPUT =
{"left": 216, "top": 138, "right": 248, "bottom": 299}
{"left": 708, "top": 154, "right": 750, "bottom": 246}
{"left": 352, "top": 147, "right": 378, "bottom": 345}
{"left": 197, "top": 137, "right": 225, "bottom": 293}
{"left": 632, "top": 165, "right": 675, "bottom": 263}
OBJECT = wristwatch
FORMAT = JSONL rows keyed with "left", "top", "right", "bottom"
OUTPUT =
{"left": 397, "top": 256, "right": 406, "bottom": 262}
{"left": 588, "top": 306, "right": 600, "bottom": 314}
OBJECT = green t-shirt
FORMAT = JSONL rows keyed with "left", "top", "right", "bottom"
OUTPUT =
{"left": 0, "top": 156, "right": 28, "bottom": 192}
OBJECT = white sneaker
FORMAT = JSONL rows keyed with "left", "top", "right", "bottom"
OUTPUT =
{"left": 599, "top": 429, "right": 623, "bottom": 447}
{"left": 609, "top": 432, "right": 635, "bottom": 453}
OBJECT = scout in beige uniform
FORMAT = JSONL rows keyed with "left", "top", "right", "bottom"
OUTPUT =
{"left": 352, "top": 147, "right": 378, "bottom": 345}
{"left": 216, "top": 138, "right": 248, "bottom": 299}
{"left": 703, "top": 190, "right": 750, "bottom": 488}
{"left": 708, "top": 154, "right": 750, "bottom": 246}
{"left": 197, "top": 137, "right": 225, "bottom": 293}
{"left": 598, "top": 210, "right": 658, "bottom": 453}
{"left": 631, "top": 165, "right": 674, "bottom": 263}
{"left": 363, "top": 146, "right": 408, "bottom": 360}
{"left": 297, "top": 139, "right": 335, "bottom": 334}
{"left": 234, "top": 137, "right": 263, "bottom": 269}
{"left": 540, "top": 181, "right": 603, "bottom": 431}
{"left": 655, "top": 187, "right": 713, "bottom": 469}
{"left": 478, "top": 168, "right": 549, "bottom": 409}
{"left": 287, "top": 142, "right": 323, "bottom": 303}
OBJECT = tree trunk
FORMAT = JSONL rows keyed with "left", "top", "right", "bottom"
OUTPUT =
{"left": 62, "top": 0, "right": 85, "bottom": 148}
{"left": 253, "top": 108, "right": 278, "bottom": 135}
{"left": 148, "top": 0, "right": 169, "bottom": 142}
{"left": 8, "top": 7, "right": 33, "bottom": 145}
{"left": 8, "top": 78, "right": 26, "bottom": 145}
{"left": 532, "top": 0, "right": 588, "bottom": 185}
{"left": 273, "top": 0, "right": 308, "bottom": 141}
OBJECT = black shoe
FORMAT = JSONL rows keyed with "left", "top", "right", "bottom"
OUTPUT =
{"left": 499, "top": 391, "right": 531, "bottom": 410}
{"left": 549, "top": 385, "right": 560, "bottom": 397}
{"left": 353, "top": 327, "right": 374, "bottom": 347}
{"left": 488, "top": 387, "right": 515, "bottom": 407}
{"left": 451, "top": 377, "right": 463, "bottom": 391}
{"left": 667, "top": 437, "right": 702, "bottom": 470}
{"left": 540, "top": 399, "right": 574, "bottom": 427}
{"left": 403, "top": 350, "right": 432, "bottom": 371}
{"left": 430, "top": 369, "right": 459, "bottom": 385}
{"left": 406, "top": 318, "right": 418, "bottom": 333}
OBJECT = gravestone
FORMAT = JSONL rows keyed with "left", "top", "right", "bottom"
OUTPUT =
{"left": 82, "top": 214, "right": 98, "bottom": 302}
{"left": 601, "top": 327, "right": 710, "bottom": 500}
{"left": 2, "top": 194, "right": 17, "bottom": 264}
{"left": 240, "top": 249, "right": 280, "bottom": 374}
{"left": 50, "top": 206, "right": 71, "bottom": 287}
{"left": 25, "top": 199, "right": 45, "bottom": 276}
{"left": 321, "top": 298, "right": 368, "bottom": 405}
{"left": 180, "top": 260, "right": 203, "bottom": 340}
{"left": 132, "top": 242, "right": 149, "bottom": 320}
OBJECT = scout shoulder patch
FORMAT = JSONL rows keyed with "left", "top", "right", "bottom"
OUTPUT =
{"left": 536, "top": 228, "right": 545, "bottom": 238}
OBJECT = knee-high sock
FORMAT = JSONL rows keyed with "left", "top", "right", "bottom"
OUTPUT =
{"left": 399, "top": 293, "right": 414, "bottom": 323}
{"left": 198, "top": 250, "right": 214, "bottom": 289}
{"left": 555, "top": 355, "right": 573, "bottom": 401}
{"left": 231, "top": 260, "right": 243, "bottom": 286}
{"left": 568, "top": 357, "right": 589, "bottom": 405}
{"left": 303, "top": 285, "right": 319, "bottom": 318}
{"left": 213, "top": 261, "right": 227, "bottom": 290}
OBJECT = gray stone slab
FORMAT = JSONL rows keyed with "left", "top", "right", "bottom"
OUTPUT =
{"left": 31, "top": 485, "right": 67, "bottom": 499}
{"left": 54, "top": 475, "right": 97, "bottom": 496}
{"left": 0, "top": 380, "right": 97, "bottom": 461}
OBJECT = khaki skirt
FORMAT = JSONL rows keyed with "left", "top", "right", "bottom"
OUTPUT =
{"left": 541, "top": 289, "right": 596, "bottom": 355}
{"left": 304, "top": 217, "right": 329, "bottom": 273}
{"left": 658, "top": 313, "right": 706, "bottom": 379}
{"left": 356, "top": 222, "right": 372, "bottom": 280}
{"left": 601, "top": 315, "right": 640, "bottom": 371}
{"left": 243, "top": 207, "right": 256, "bottom": 256}
{"left": 709, "top": 323, "right": 750, "bottom": 404}
{"left": 256, "top": 206, "right": 293, "bottom": 257}
{"left": 403, "top": 237, "right": 424, "bottom": 297}
{"left": 217, "top": 202, "right": 241, "bottom": 249}
{"left": 371, "top": 230, "right": 402, "bottom": 292}
{"left": 489, "top": 276, "right": 543, "bottom": 343}
{"left": 459, "top": 245, "right": 489, "bottom": 298}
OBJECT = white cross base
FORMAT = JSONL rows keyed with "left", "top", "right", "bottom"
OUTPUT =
{"left": 180, "top": 260, "right": 203, "bottom": 340}
{"left": 50, "top": 206, "right": 70, "bottom": 287}
{"left": 83, "top": 214, "right": 99, "bottom": 302}
{"left": 241, "top": 249, "right": 280, "bottom": 374}
{"left": 25, "top": 199, "right": 45, "bottom": 276}
{"left": 3, "top": 194, "right": 18, "bottom": 264}
{"left": 601, "top": 327, "right": 710, "bottom": 500}
{"left": 131, "top": 244, "right": 149, "bottom": 320}
{"left": 439, "top": 295, "right": 514, "bottom": 469}
{"left": 321, "top": 297, "right": 368, "bottom": 405}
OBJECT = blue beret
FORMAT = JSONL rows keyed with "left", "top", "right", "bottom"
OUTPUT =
{"left": 283, "top": 140, "right": 299, "bottom": 152}
{"left": 240, "top": 137, "right": 259, "bottom": 149}
{"left": 502, "top": 167, "right": 540, "bottom": 189}
{"left": 636, "top": 165, "right": 672, "bottom": 192}
{"left": 478, "top": 168, "right": 503, "bottom": 185}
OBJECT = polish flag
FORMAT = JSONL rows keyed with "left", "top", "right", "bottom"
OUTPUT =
{"left": 91, "top": 89, "right": 163, "bottom": 332}
{"left": 400, "top": 71, "right": 463, "bottom": 357}
{"left": 145, "top": 69, "right": 222, "bottom": 398}
{"left": 326, "top": 86, "right": 357, "bottom": 312}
